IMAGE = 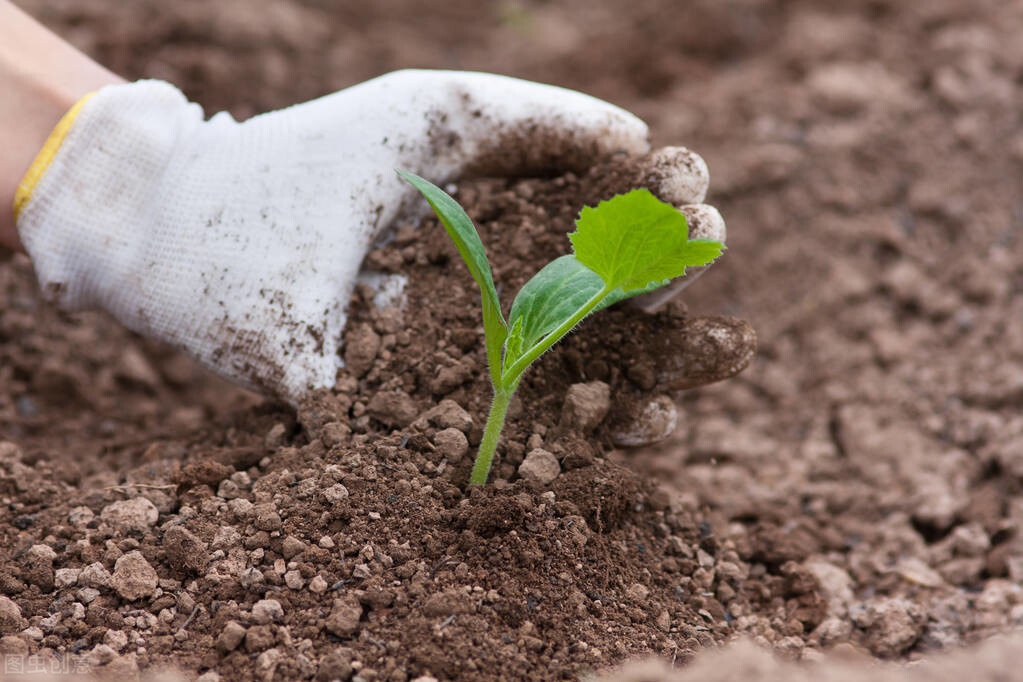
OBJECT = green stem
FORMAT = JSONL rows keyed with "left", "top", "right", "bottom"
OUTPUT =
{"left": 482, "top": 301, "right": 507, "bottom": 388}
{"left": 501, "top": 283, "right": 613, "bottom": 386}
{"left": 469, "top": 388, "right": 514, "bottom": 485}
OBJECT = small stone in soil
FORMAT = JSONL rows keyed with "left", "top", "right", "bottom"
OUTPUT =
{"left": 422, "top": 589, "right": 472, "bottom": 618}
{"left": 518, "top": 448, "right": 561, "bottom": 486}
{"left": 100, "top": 498, "right": 159, "bottom": 533}
{"left": 626, "top": 583, "right": 650, "bottom": 602}
{"left": 54, "top": 567, "right": 81, "bottom": 588}
{"left": 217, "top": 621, "right": 247, "bottom": 653}
{"left": 561, "top": 382, "right": 611, "bottom": 432}
{"left": 111, "top": 551, "right": 159, "bottom": 601}
{"left": 0, "top": 596, "right": 22, "bottom": 633}
{"left": 422, "top": 399, "right": 473, "bottom": 432}
{"left": 433, "top": 428, "right": 469, "bottom": 463}
{"left": 367, "top": 389, "right": 418, "bottom": 427}
{"left": 285, "top": 570, "right": 304, "bottom": 589}
{"left": 253, "top": 503, "right": 283, "bottom": 532}
{"left": 344, "top": 323, "right": 381, "bottom": 378}
{"left": 251, "top": 599, "right": 284, "bottom": 624}
{"left": 851, "top": 597, "right": 925, "bottom": 657}
{"left": 103, "top": 629, "right": 128, "bottom": 652}
{"left": 245, "top": 625, "right": 275, "bottom": 653}
{"left": 325, "top": 597, "right": 363, "bottom": 638}
{"left": 163, "top": 526, "right": 208, "bottom": 574}
{"left": 323, "top": 483, "right": 350, "bottom": 504}
{"left": 281, "top": 536, "right": 306, "bottom": 559}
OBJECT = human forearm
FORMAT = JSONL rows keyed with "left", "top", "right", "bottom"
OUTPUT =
{"left": 0, "top": 0, "right": 123, "bottom": 252}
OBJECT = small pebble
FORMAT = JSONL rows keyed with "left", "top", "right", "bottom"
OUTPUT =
{"left": 323, "top": 484, "right": 350, "bottom": 505}
{"left": 518, "top": 449, "right": 560, "bottom": 486}
{"left": 217, "top": 621, "right": 247, "bottom": 653}
{"left": 284, "top": 570, "right": 304, "bottom": 590}
{"left": 251, "top": 599, "right": 284, "bottom": 624}
{"left": 325, "top": 597, "right": 363, "bottom": 638}
{"left": 561, "top": 382, "right": 611, "bottom": 432}
{"left": 100, "top": 498, "right": 159, "bottom": 533}
{"left": 433, "top": 428, "right": 469, "bottom": 463}
{"left": 111, "top": 551, "right": 159, "bottom": 601}
{"left": 55, "top": 567, "right": 81, "bottom": 589}
{"left": 0, "top": 596, "right": 22, "bottom": 633}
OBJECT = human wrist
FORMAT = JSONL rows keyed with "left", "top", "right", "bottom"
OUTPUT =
{"left": 0, "top": 0, "right": 123, "bottom": 252}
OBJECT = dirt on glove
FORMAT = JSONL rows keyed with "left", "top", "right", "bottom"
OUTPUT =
{"left": 3, "top": 0, "right": 1023, "bottom": 680}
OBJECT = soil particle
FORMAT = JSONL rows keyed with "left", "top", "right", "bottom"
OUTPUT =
{"left": 433, "top": 427, "right": 469, "bottom": 463}
{"left": 281, "top": 535, "right": 306, "bottom": 559}
{"left": 561, "top": 381, "right": 611, "bottom": 432}
{"left": 367, "top": 389, "right": 419, "bottom": 428}
{"left": 216, "top": 620, "right": 247, "bottom": 653}
{"left": 104, "top": 629, "right": 128, "bottom": 652}
{"left": 421, "top": 589, "right": 472, "bottom": 618}
{"left": 421, "top": 399, "right": 474, "bottom": 433}
{"left": 252, "top": 503, "right": 283, "bottom": 532}
{"left": 325, "top": 596, "right": 364, "bottom": 638}
{"left": 0, "top": 595, "right": 22, "bottom": 633}
{"left": 0, "top": 634, "right": 28, "bottom": 655}
{"left": 251, "top": 598, "right": 284, "bottom": 624}
{"left": 851, "top": 598, "right": 926, "bottom": 658}
{"left": 805, "top": 560, "right": 855, "bottom": 618}
{"left": 79, "top": 562, "right": 113, "bottom": 589}
{"left": 344, "top": 323, "right": 382, "bottom": 378}
{"left": 110, "top": 551, "right": 159, "bottom": 601}
{"left": 162, "top": 525, "right": 208, "bottom": 575}
{"left": 322, "top": 483, "right": 350, "bottom": 504}
{"left": 517, "top": 448, "right": 561, "bottom": 486}
{"left": 244, "top": 624, "right": 275, "bottom": 652}
{"left": 54, "top": 567, "right": 80, "bottom": 589}
{"left": 317, "top": 650, "right": 355, "bottom": 681}
{"left": 22, "top": 543, "right": 57, "bottom": 591}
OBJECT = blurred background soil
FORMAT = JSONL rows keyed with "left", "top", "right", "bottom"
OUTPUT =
{"left": 3, "top": 0, "right": 1023, "bottom": 679}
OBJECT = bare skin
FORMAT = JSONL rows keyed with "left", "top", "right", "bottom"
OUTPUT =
{"left": 0, "top": 0, "right": 123, "bottom": 252}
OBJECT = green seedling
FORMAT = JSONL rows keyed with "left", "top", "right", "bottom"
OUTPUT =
{"left": 398, "top": 170, "right": 725, "bottom": 485}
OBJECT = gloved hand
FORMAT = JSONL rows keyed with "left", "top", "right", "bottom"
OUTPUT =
{"left": 14, "top": 70, "right": 733, "bottom": 406}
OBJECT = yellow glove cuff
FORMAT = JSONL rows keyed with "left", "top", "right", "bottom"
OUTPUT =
{"left": 13, "top": 92, "right": 95, "bottom": 220}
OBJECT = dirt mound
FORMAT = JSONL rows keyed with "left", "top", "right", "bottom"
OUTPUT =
{"left": 1, "top": 156, "right": 781, "bottom": 681}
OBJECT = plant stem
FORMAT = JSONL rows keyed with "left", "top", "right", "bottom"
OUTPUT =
{"left": 469, "top": 388, "right": 514, "bottom": 485}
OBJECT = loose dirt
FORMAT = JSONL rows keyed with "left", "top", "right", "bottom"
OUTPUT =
{"left": 3, "top": 0, "right": 1023, "bottom": 680}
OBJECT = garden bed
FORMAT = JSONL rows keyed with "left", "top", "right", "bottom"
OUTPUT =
{"left": 3, "top": 0, "right": 1023, "bottom": 679}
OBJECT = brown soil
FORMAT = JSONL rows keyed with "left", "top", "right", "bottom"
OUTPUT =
{"left": 3, "top": 0, "right": 1023, "bottom": 680}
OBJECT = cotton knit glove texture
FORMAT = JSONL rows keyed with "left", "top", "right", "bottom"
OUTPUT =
{"left": 14, "top": 71, "right": 719, "bottom": 404}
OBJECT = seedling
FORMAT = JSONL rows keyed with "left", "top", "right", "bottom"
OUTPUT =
{"left": 398, "top": 170, "right": 724, "bottom": 484}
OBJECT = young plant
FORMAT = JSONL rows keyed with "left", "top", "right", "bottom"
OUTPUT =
{"left": 398, "top": 170, "right": 725, "bottom": 485}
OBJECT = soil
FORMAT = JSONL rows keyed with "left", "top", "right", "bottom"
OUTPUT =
{"left": 3, "top": 0, "right": 1023, "bottom": 681}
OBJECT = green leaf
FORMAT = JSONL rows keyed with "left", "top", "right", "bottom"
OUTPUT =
{"left": 505, "top": 256, "right": 681, "bottom": 370}
{"left": 569, "top": 189, "right": 724, "bottom": 292}
{"left": 398, "top": 170, "right": 508, "bottom": 384}
{"left": 506, "top": 256, "right": 603, "bottom": 369}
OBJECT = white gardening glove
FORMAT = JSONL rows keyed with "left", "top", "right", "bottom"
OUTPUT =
{"left": 14, "top": 70, "right": 723, "bottom": 404}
